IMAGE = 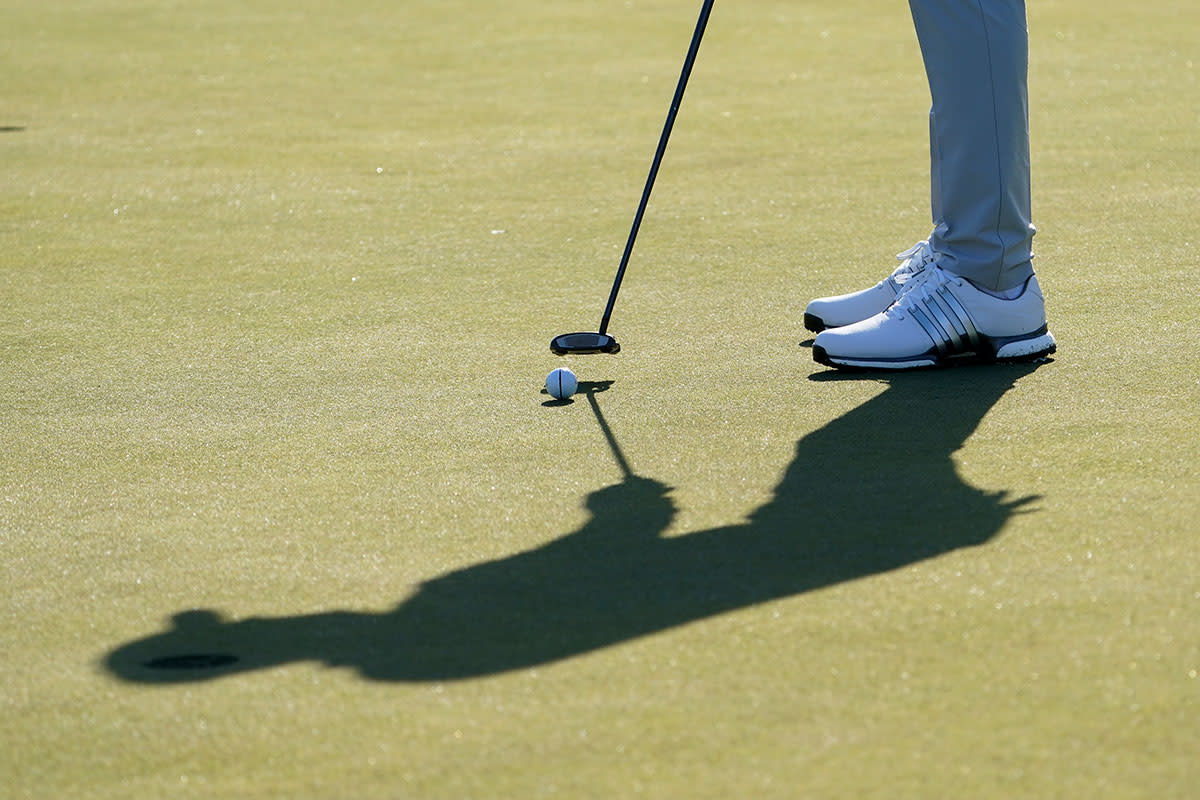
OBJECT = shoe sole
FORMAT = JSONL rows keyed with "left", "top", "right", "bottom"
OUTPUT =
{"left": 803, "top": 312, "right": 826, "bottom": 333}
{"left": 813, "top": 329, "right": 1057, "bottom": 371}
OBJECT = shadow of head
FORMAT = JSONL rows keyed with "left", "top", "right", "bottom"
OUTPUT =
{"left": 106, "top": 610, "right": 243, "bottom": 682}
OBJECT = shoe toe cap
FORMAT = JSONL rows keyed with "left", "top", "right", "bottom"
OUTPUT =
{"left": 814, "top": 311, "right": 934, "bottom": 360}
{"left": 805, "top": 283, "right": 895, "bottom": 329}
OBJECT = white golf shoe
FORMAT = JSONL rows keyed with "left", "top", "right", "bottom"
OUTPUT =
{"left": 803, "top": 240, "right": 936, "bottom": 332}
{"left": 812, "top": 265, "right": 1057, "bottom": 370}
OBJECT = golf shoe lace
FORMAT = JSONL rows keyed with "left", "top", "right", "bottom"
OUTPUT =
{"left": 886, "top": 240, "right": 936, "bottom": 292}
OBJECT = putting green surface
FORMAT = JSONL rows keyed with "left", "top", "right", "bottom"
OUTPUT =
{"left": 3, "top": 1, "right": 1197, "bottom": 797}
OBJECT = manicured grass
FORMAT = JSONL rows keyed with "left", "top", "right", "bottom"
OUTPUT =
{"left": 3, "top": 1, "right": 1197, "bottom": 797}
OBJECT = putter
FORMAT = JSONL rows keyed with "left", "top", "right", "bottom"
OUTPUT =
{"left": 551, "top": 0, "right": 716, "bottom": 356}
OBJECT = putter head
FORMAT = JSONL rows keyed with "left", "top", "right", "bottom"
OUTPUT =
{"left": 550, "top": 331, "right": 621, "bottom": 356}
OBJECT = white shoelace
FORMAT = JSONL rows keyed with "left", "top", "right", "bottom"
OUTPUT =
{"left": 889, "top": 265, "right": 954, "bottom": 314}
{"left": 887, "top": 240, "right": 936, "bottom": 292}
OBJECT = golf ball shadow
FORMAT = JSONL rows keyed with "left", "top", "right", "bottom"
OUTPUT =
{"left": 540, "top": 379, "right": 614, "bottom": 407}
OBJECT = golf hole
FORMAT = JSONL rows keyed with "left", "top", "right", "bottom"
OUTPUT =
{"left": 143, "top": 653, "right": 239, "bottom": 670}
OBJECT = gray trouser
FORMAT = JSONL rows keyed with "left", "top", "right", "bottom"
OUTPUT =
{"left": 909, "top": 0, "right": 1035, "bottom": 292}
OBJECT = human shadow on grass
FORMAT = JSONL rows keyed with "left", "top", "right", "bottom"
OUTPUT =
{"left": 105, "top": 364, "right": 1043, "bottom": 683}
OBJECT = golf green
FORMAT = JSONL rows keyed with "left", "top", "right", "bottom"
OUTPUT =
{"left": 3, "top": 1, "right": 1197, "bottom": 797}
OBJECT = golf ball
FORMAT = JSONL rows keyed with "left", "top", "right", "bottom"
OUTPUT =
{"left": 546, "top": 367, "right": 578, "bottom": 400}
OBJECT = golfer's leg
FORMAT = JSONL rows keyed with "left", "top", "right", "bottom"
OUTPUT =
{"left": 909, "top": 0, "right": 1035, "bottom": 292}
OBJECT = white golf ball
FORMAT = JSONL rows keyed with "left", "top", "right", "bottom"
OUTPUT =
{"left": 546, "top": 367, "right": 578, "bottom": 400}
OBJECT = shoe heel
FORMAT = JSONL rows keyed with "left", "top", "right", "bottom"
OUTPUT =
{"left": 995, "top": 331, "right": 1057, "bottom": 362}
